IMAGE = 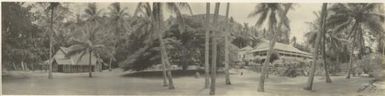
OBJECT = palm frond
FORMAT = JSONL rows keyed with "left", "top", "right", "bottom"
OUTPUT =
{"left": 66, "top": 44, "right": 88, "bottom": 57}
{"left": 255, "top": 9, "right": 268, "bottom": 27}
{"left": 248, "top": 4, "right": 267, "bottom": 18}
{"left": 74, "top": 51, "right": 86, "bottom": 64}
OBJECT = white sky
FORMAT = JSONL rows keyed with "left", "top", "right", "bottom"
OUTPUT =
{"left": 68, "top": 3, "right": 322, "bottom": 44}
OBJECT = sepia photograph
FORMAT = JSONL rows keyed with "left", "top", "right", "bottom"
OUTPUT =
{"left": 1, "top": 0, "right": 385, "bottom": 95}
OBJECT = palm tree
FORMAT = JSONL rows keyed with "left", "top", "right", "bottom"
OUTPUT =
{"left": 67, "top": 22, "right": 107, "bottom": 78}
{"left": 305, "top": 11, "right": 333, "bottom": 83}
{"left": 47, "top": 2, "right": 60, "bottom": 79}
{"left": 84, "top": 3, "right": 102, "bottom": 22}
{"left": 224, "top": 3, "right": 232, "bottom": 85}
{"left": 321, "top": 29, "right": 332, "bottom": 83}
{"left": 135, "top": 2, "right": 193, "bottom": 89}
{"left": 108, "top": 2, "right": 129, "bottom": 71}
{"left": 304, "top": 3, "right": 328, "bottom": 91}
{"left": 204, "top": 2, "right": 211, "bottom": 89}
{"left": 327, "top": 3, "right": 385, "bottom": 79}
{"left": 210, "top": 3, "right": 220, "bottom": 95}
{"left": 248, "top": 3, "right": 292, "bottom": 92}
{"left": 134, "top": 3, "right": 169, "bottom": 86}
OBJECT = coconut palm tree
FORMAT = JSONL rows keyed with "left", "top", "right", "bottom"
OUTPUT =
{"left": 304, "top": 3, "right": 328, "bottom": 91}
{"left": 224, "top": 2, "right": 232, "bottom": 85}
{"left": 135, "top": 2, "right": 193, "bottom": 89}
{"left": 108, "top": 2, "right": 129, "bottom": 71}
{"left": 47, "top": 2, "right": 60, "bottom": 79}
{"left": 327, "top": 3, "right": 385, "bottom": 79}
{"left": 66, "top": 22, "right": 108, "bottom": 78}
{"left": 204, "top": 2, "right": 211, "bottom": 88}
{"left": 210, "top": 3, "right": 220, "bottom": 95}
{"left": 248, "top": 3, "right": 292, "bottom": 92}
{"left": 304, "top": 11, "right": 333, "bottom": 83}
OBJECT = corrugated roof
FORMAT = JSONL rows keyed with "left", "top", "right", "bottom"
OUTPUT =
{"left": 249, "top": 40, "right": 312, "bottom": 58}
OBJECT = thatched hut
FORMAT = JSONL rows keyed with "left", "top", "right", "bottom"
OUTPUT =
{"left": 44, "top": 47, "right": 102, "bottom": 73}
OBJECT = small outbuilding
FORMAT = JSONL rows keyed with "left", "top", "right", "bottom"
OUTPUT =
{"left": 44, "top": 47, "right": 102, "bottom": 73}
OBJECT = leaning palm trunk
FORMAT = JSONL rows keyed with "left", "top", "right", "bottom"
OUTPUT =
{"left": 210, "top": 3, "right": 220, "bottom": 95}
{"left": 346, "top": 23, "right": 359, "bottom": 79}
{"left": 304, "top": 3, "right": 327, "bottom": 91}
{"left": 322, "top": 32, "right": 332, "bottom": 83}
{"left": 224, "top": 3, "right": 231, "bottom": 85}
{"left": 320, "top": 19, "right": 331, "bottom": 83}
{"left": 204, "top": 2, "right": 211, "bottom": 88}
{"left": 258, "top": 26, "right": 277, "bottom": 92}
{"left": 159, "top": 34, "right": 174, "bottom": 89}
{"left": 154, "top": 3, "right": 174, "bottom": 89}
{"left": 346, "top": 39, "right": 356, "bottom": 79}
{"left": 257, "top": 3, "right": 292, "bottom": 92}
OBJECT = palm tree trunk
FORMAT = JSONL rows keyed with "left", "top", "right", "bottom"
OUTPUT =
{"left": 89, "top": 50, "right": 92, "bottom": 78}
{"left": 346, "top": 23, "right": 359, "bottom": 79}
{"left": 224, "top": 3, "right": 231, "bottom": 85}
{"left": 154, "top": 3, "right": 174, "bottom": 89}
{"left": 48, "top": 5, "right": 54, "bottom": 79}
{"left": 346, "top": 40, "right": 355, "bottom": 79}
{"left": 21, "top": 61, "right": 25, "bottom": 71}
{"left": 210, "top": 3, "right": 220, "bottom": 95}
{"left": 257, "top": 3, "right": 292, "bottom": 92}
{"left": 304, "top": 3, "right": 327, "bottom": 91}
{"left": 165, "top": 57, "right": 175, "bottom": 89}
{"left": 109, "top": 57, "right": 112, "bottom": 71}
{"left": 161, "top": 55, "right": 168, "bottom": 87}
{"left": 322, "top": 30, "right": 332, "bottom": 83}
{"left": 258, "top": 26, "right": 277, "bottom": 92}
{"left": 204, "top": 2, "right": 211, "bottom": 89}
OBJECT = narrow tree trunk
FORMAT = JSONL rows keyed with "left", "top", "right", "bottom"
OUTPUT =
{"left": 165, "top": 57, "right": 175, "bottom": 89}
{"left": 224, "top": 3, "right": 231, "bottom": 85}
{"left": 154, "top": 3, "right": 174, "bottom": 89}
{"left": 346, "top": 23, "right": 359, "bottom": 79}
{"left": 48, "top": 5, "right": 54, "bottom": 79}
{"left": 109, "top": 57, "right": 112, "bottom": 71}
{"left": 346, "top": 42, "right": 355, "bottom": 79}
{"left": 258, "top": 27, "right": 277, "bottom": 92}
{"left": 322, "top": 30, "right": 332, "bottom": 83}
{"left": 21, "top": 61, "right": 25, "bottom": 71}
{"left": 258, "top": 4, "right": 292, "bottom": 92}
{"left": 162, "top": 55, "right": 168, "bottom": 87}
{"left": 89, "top": 50, "right": 92, "bottom": 78}
{"left": 210, "top": 3, "right": 220, "bottom": 95}
{"left": 204, "top": 2, "right": 211, "bottom": 89}
{"left": 304, "top": 3, "right": 327, "bottom": 91}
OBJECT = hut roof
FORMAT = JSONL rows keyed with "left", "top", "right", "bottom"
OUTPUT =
{"left": 250, "top": 40, "right": 312, "bottom": 58}
{"left": 46, "top": 46, "right": 98, "bottom": 65}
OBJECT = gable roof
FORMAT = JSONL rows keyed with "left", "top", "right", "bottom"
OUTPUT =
{"left": 51, "top": 47, "right": 98, "bottom": 65}
{"left": 249, "top": 40, "right": 312, "bottom": 58}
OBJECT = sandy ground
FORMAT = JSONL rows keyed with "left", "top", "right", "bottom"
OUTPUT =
{"left": 2, "top": 69, "right": 384, "bottom": 96}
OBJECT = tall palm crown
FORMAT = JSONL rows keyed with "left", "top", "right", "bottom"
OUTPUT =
{"left": 84, "top": 3, "right": 102, "bottom": 22}
{"left": 328, "top": 3, "right": 384, "bottom": 49}
{"left": 248, "top": 3, "right": 291, "bottom": 37}
{"left": 133, "top": 3, "right": 193, "bottom": 44}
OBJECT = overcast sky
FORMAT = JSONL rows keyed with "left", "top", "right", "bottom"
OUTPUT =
{"left": 68, "top": 3, "right": 322, "bottom": 44}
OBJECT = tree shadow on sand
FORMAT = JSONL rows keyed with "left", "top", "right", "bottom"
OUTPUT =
{"left": 121, "top": 70, "right": 207, "bottom": 79}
